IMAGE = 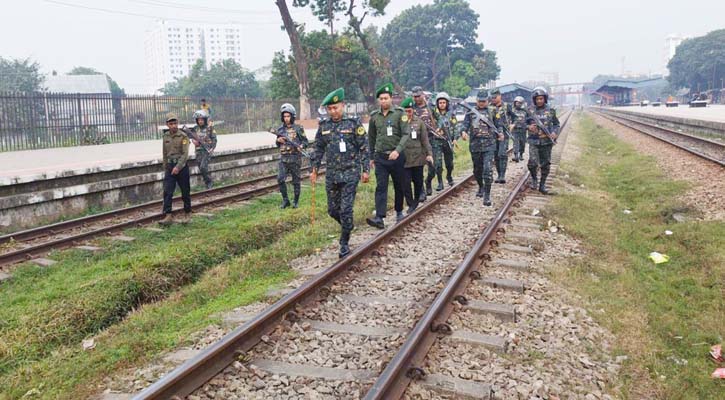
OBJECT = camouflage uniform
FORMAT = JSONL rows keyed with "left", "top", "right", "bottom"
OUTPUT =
{"left": 489, "top": 100, "right": 515, "bottom": 182}
{"left": 276, "top": 123, "right": 309, "bottom": 208}
{"left": 312, "top": 94, "right": 370, "bottom": 257}
{"left": 189, "top": 123, "right": 217, "bottom": 189}
{"left": 412, "top": 100, "right": 438, "bottom": 197}
{"left": 428, "top": 104, "right": 459, "bottom": 190}
{"left": 526, "top": 104, "right": 559, "bottom": 193}
{"left": 511, "top": 101, "right": 528, "bottom": 161}
{"left": 461, "top": 105, "right": 497, "bottom": 205}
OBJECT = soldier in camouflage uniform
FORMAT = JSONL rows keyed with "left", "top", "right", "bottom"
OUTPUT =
{"left": 510, "top": 96, "right": 528, "bottom": 162}
{"left": 275, "top": 103, "right": 309, "bottom": 209}
{"left": 411, "top": 86, "right": 436, "bottom": 202}
{"left": 427, "top": 92, "right": 459, "bottom": 192}
{"left": 460, "top": 92, "right": 502, "bottom": 206}
{"left": 311, "top": 88, "right": 370, "bottom": 258}
{"left": 160, "top": 113, "right": 192, "bottom": 225}
{"left": 188, "top": 109, "right": 217, "bottom": 189}
{"left": 526, "top": 87, "right": 559, "bottom": 194}
{"left": 367, "top": 83, "right": 410, "bottom": 228}
{"left": 489, "top": 89, "right": 516, "bottom": 184}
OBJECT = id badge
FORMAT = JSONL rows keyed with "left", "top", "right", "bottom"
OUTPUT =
{"left": 339, "top": 140, "right": 347, "bottom": 153}
{"left": 411, "top": 129, "right": 417, "bottom": 139}
{"left": 387, "top": 126, "right": 393, "bottom": 136}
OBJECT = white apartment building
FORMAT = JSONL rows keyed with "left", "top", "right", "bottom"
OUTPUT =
{"left": 663, "top": 34, "right": 687, "bottom": 76}
{"left": 145, "top": 20, "right": 244, "bottom": 93}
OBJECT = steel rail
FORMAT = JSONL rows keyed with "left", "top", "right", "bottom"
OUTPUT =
{"left": 363, "top": 110, "right": 572, "bottom": 399}
{"left": 591, "top": 109, "right": 724, "bottom": 167}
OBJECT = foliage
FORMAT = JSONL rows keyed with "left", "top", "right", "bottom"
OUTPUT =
{"left": 161, "top": 59, "right": 262, "bottom": 98}
{"left": 0, "top": 57, "right": 44, "bottom": 92}
{"left": 380, "top": 0, "right": 499, "bottom": 91}
{"left": 68, "top": 66, "right": 125, "bottom": 96}
{"left": 668, "top": 29, "right": 725, "bottom": 91}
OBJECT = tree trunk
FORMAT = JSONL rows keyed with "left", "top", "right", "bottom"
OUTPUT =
{"left": 276, "top": 0, "right": 311, "bottom": 119}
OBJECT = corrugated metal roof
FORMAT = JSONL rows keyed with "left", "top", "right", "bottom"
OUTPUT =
{"left": 595, "top": 77, "right": 667, "bottom": 91}
{"left": 496, "top": 83, "right": 534, "bottom": 94}
{"left": 45, "top": 75, "right": 111, "bottom": 94}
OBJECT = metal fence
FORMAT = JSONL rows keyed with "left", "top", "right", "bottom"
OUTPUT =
{"left": 0, "top": 92, "right": 339, "bottom": 152}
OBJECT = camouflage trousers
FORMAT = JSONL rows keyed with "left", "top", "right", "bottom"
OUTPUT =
{"left": 326, "top": 179, "right": 359, "bottom": 234}
{"left": 427, "top": 139, "right": 454, "bottom": 181}
{"left": 196, "top": 150, "right": 213, "bottom": 186}
{"left": 527, "top": 143, "right": 553, "bottom": 179}
{"left": 512, "top": 129, "right": 527, "bottom": 159}
{"left": 471, "top": 145, "right": 496, "bottom": 188}
{"left": 493, "top": 135, "right": 509, "bottom": 179}
{"left": 278, "top": 159, "right": 302, "bottom": 200}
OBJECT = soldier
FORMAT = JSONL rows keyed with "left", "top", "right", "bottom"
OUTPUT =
{"left": 188, "top": 109, "right": 217, "bottom": 189}
{"left": 367, "top": 83, "right": 411, "bottom": 228}
{"left": 510, "top": 96, "right": 528, "bottom": 162}
{"left": 526, "top": 87, "right": 559, "bottom": 194}
{"left": 274, "top": 103, "right": 309, "bottom": 209}
{"left": 460, "top": 92, "right": 502, "bottom": 206}
{"left": 489, "top": 89, "right": 516, "bottom": 184}
{"left": 160, "top": 113, "right": 192, "bottom": 225}
{"left": 400, "top": 97, "right": 433, "bottom": 214}
{"left": 411, "top": 86, "right": 436, "bottom": 202}
{"left": 310, "top": 88, "right": 370, "bottom": 258}
{"left": 427, "top": 92, "right": 459, "bottom": 192}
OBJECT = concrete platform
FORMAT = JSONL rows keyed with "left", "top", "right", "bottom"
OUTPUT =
{"left": 1, "top": 129, "right": 316, "bottom": 184}
{"left": 595, "top": 106, "right": 725, "bottom": 139}
{"left": 615, "top": 104, "right": 725, "bottom": 123}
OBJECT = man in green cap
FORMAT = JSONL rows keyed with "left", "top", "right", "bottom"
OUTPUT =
{"left": 311, "top": 88, "right": 370, "bottom": 258}
{"left": 367, "top": 83, "right": 410, "bottom": 228}
{"left": 401, "top": 97, "right": 433, "bottom": 214}
{"left": 160, "top": 113, "right": 192, "bottom": 225}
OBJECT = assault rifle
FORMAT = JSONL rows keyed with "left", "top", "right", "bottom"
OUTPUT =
{"left": 528, "top": 111, "right": 557, "bottom": 144}
{"left": 456, "top": 102, "right": 500, "bottom": 137}
{"left": 268, "top": 127, "right": 311, "bottom": 158}
{"left": 181, "top": 120, "right": 222, "bottom": 155}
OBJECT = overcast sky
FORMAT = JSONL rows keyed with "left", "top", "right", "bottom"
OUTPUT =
{"left": 2, "top": 0, "right": 724, "bottom": 93}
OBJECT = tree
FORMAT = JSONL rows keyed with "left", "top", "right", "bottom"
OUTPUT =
{"left": 380, "top": 0, "right": 499, "bottom": 91}
{"left": 276, "top": 0, "right": 312, "bottom": 119}
{"left": 269, "top": 51, "right": 300, "bottom": 99}
{"left": 668, "top": 29, "right": 725, "bottom": 92}
{"left": 68, "top": 66, "right": 125, "bottom": 96}
{"left": 161, "top": 59, "right": 261, "bottom": 98}
{"left": 0, "top": 57, "right": 44, "bottom": 92}
{"left": 442, "top": 60, "right": 476, "bottom": 97}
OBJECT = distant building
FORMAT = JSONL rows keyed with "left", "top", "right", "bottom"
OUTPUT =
{"left": 663, "top": 34, "right": 687, "bottom": 75}
{"left": 464, "top": 84, "right": 533, "bottom": 104}
{"left": 145, "top": 20, "right": 245, "bottom": 93}
{"left": 592, "top": 77, "right": 668, "bottom": 106}
{"left": 43, "top": 74, "right": 116, "bottom": 132}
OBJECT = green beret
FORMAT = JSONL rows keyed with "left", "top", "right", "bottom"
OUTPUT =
{"left": 375, "top": 82, "right": 394, "bottom": 98}
{"left": 322, "top": 87, "right": 345, "bottom": 106}
{"left": 400, "top": 97, "right": 414, "bottom": 108}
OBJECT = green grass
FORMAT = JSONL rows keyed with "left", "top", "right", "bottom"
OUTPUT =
{"left": 549, "top": 114, "right": 724, "bottom": 399}
{"left": 0, "top": 145, "right": 472, "bottom": 399}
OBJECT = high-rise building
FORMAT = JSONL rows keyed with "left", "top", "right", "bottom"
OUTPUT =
{"left": 145, "top": 20, "right": 244, "bottom": 93}
{"left": 663, "top": 34, "right": 686, "bottom": 75}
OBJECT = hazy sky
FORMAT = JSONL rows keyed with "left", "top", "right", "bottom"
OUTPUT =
{"left": 2, "top": 0, "right": 724, "bottom": 93}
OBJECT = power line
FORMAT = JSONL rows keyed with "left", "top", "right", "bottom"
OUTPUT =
{"left": 44, "top": 0, "right": 280, "bottom": 25}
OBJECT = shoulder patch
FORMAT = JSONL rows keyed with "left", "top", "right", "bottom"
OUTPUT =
{"left": 182, "top": 138, "right": 188, "bottom": 145}
{"left": 401, "top": 115, "right": 409, "bottom": 122}
{"left": 356, "top": 126, "right": 365, "bottom": 135}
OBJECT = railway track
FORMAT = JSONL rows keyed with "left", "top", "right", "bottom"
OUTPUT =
{"left": 0, "top": 168, "right": 319, "bottom": 268}
{"left": 591, "top": 109, "right": 725, "bottom": 166}
{"left": 128, "top": 112, "right": 572, "bottom": 400}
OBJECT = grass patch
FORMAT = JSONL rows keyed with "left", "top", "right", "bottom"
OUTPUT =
{"left": 549, "top": 114, "right": 724, "bottom": 399}
{"left": 0, "top": 146, "right": 472, "bottom": 399}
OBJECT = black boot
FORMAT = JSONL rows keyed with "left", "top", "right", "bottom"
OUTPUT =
{"left": 476, "top": 185, "right": 483, "bottom": 198}
{"left": 539, "top": 173, "right": 550, "bottom": 195}
{"left": 366, "top": 216, "right": 385, "bottom": 229}
{"left": 529, "top": 169, "right": 538, "bottom": 190}
{"left": 396, "top": 211, "right": 405, "bottom": 223}
{"left": 339, "top": 230, "right": 351, "bottom": 259}
{"left": 419, "top": 191, "right": 427, "bottom": 203}
{"left": 279, "top": 183, "right": 290, "bottom": 209}
{"left": 494, "top": 159, "right": 502, "bottom": 183}
{"left": 425, "top": 178, "right": 433, "bottom": 196}
{"left": 436, "top": 174, "right": 444, "bottom": 191}
{"left": 483, "top": 184, "right": 492, "bottom": 206}
{"left": 498, "top": 160, "right": 507, "bottom": 184}
{"left": 447, "top": 174, "right": 454, "bottom": 187}
{"left": 292, "top": 185, "right": 300, "bottom": 208}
